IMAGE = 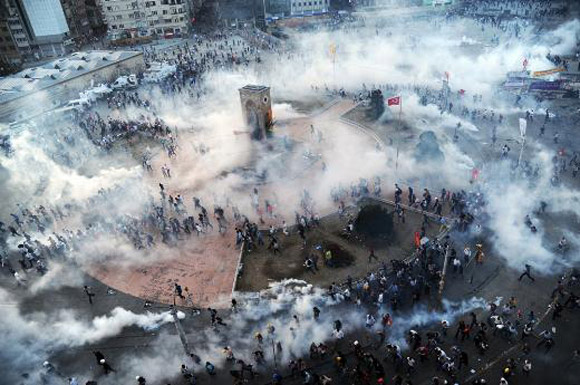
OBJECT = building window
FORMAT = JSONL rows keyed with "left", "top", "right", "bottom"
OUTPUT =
{"left": 162, "top": 10, "right": 168, "bottom": 15}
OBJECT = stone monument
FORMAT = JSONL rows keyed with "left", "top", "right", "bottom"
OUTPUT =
{"left": 239, "top": 85, "right": 272, "bottom": 140}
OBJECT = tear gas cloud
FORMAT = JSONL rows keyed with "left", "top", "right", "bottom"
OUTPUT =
{"left": 3, "top": 15, "right": 577, "bottom": 255}
{"left": 0, "top": 10, "right": 579, "bottom": 385}
{"left": 0, "top": 288, "right": 182, "bottom": 384}
{"left": 10, "top": 280, "right": 487, "bottom": 385}
{"left": 117, "top": 281, "right": 488, "bottom": 384}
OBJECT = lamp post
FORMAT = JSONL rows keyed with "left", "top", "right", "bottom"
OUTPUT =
{"left": 171, "top": 292, "right": 191, "bottom": 355}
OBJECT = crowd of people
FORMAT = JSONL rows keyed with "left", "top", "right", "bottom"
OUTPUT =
{"left": 456, "top": 0, "right": 569, "bottom": 23}
{"left": 1, "top": 1, "right": 579, "bottom": 384}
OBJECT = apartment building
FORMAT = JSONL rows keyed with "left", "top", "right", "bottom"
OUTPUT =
{"left": 98, "top": 0, "right": 191, "bottom": 40}
{"left": 0, "top": 0, "right": 31, "bottom": 67}
{"left": 290, "top": 0, "right": 329, "bottom": 15}
{"left": 0, "top": 0, "right": 105, "bottom": 66}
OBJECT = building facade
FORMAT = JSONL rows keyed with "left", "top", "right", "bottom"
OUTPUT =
{"left": 98, "top": 0, "right": 191, "bottom": 41}
{"left": 0, "top": 0, "right": 105, "bottom": 66}
{"left": 265, "top": 0, "right": 290, "bottom": 18}
{"left": 0, "top": 0, "right": 32, "bottom": 67}
{"left": 290, "top": 0, "right": 329, "bottom": 15}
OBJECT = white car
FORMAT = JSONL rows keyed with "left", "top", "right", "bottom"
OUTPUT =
{"left": 111, "top": 74, "right": 138, "bottom": 89}
{"left": 143, "top": 62, "right": 177, "bottom": 83}
{"left": 80, "top": 84, "right": 113, "bottom": 102}
{"left": 65, "top": 98, "right": 91, "bottom": 110}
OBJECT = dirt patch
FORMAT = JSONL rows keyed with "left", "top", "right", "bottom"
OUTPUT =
{"left": 354, "top": 204, "right": 395, "bottom": 243}
{"left": 235, "top": 199, "right": 442, "bottom": 292}
{"left": 301, "top": 241, "right": 355, "bottom": 268}
{"left": 261, "top": 256, "right": 304, "bottom": 280}
{"left": 323, "top": 242, "right": 355, "bottom": 267}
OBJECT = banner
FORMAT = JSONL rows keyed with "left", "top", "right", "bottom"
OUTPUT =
{"left": 387, "top": 96, "right": 400, "bottom": 106}
{"left": 532, "top": 67, "right": 565, "bottom": 77}
{"left": 519, "top": 118, "right": 527, "bottom": 138}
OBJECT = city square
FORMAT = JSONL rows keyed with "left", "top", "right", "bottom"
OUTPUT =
{"left": 0, "top": 1, "right": 580, "bottom": 385}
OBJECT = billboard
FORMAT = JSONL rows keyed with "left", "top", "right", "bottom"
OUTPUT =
{"left": 532, "top": 68, "right": 566, "bottom": 77}
{"left": 528, "top": 80, "right": 563, "bottom": 91}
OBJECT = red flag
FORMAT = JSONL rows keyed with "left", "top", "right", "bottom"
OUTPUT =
{"left": 471, "top": 168, "right": 480, "bottom": 180}
{"left": 414, "top": 231, "right": 421, "bottom": 248}
{"left": 387, "top": 96, "right": 400, "bottom": 106}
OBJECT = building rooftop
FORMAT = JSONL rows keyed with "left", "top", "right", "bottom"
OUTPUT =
{"left": 240, "top": 85, "right": 270, "bottom": 92}
{"left": 0, "top": 50, "right": 143, "bottom": 104}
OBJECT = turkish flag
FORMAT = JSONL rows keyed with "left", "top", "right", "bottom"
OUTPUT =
{"left": 387, "top": 96, "right": 400, "bottom": 106}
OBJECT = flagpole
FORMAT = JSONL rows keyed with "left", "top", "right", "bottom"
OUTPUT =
{"left": 333, "top": 56, "right": 336, "bottom": 88}
{"left": 398, "top": 96, "right": 402, "bottom": 129}
{"left": 518, "top": 136, "right": 525, "bottom": 167}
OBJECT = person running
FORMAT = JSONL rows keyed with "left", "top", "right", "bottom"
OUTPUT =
{"left": 518, "top": 264, "right": 535, "bottom": 282}
{"left": 368, "top": 247, "right": 379, "bottom": 263}
{"left": 83, "top": 285, "right": 96, "bottom": 304}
